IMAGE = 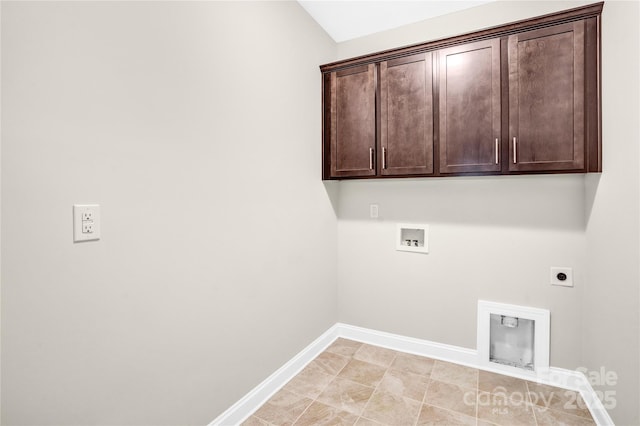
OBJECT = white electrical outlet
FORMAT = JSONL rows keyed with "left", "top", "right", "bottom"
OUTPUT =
{"left": 551, "top": 267, "right": 573, "bottom": 287}
{"left": 74, "top": 204, "right": 100, "bottom": 242}
{"left": 370, "top": 204, "right": 379, "bottom": 219}
{"left": 82, "top": 222, "right": 95, "bottom": 234}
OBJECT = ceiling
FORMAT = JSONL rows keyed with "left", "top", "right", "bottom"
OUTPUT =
{"left": 297, "top": 0, "right": 494, "bottom": 42}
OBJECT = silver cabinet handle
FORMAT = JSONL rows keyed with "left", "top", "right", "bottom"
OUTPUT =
{"left": 495, "top": 138, "right": 499, "bottom": 164}
{"left": 382, "top": 147, "right": 387, "bottom": 169}
{"left": 369, "top": 147, "right": 374, "bottom": 170}
{"left": 513, "top": 137, "right": 517, "bottom": 163}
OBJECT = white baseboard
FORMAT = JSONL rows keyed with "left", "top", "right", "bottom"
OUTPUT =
{"left": 209, "top": 324, "right": 341, "bottom": 426}
{"left": 209, "top": 323, "right": 614, "bottom": 426}
{"left": 334, "top": 323, "right": 478, "bottom": 368}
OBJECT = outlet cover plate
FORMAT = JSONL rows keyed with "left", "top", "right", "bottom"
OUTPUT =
{"left": 369, "top": 204, "right": 379, "bottom": 219}
{"left": 550, "top": 267, "right": 573, "bottom": 287}
{"left": 73, "top": 204, "right": 100, "bottom": 242}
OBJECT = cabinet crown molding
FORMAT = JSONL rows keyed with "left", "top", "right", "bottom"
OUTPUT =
{"left": 320, "top": 2, "right": 603, "bottom": 74}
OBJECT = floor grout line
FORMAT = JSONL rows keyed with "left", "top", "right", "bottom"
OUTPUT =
{"left": 527, "top": 381, "right": 539, "bottom": 426}
{"left": 305, "top": 352, "right": 350, "bottom": 423}
{"left": 355, "top": 351, "right": 397, "bottom": 419}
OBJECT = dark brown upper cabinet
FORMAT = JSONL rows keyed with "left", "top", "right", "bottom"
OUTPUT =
{"left": 438, "top": 39, "right": 501, "bottom": 174}
{"left": 380, "top": 53, "right": 434, "bottom": 176}
{"left": 320, "top": 2, "right": 602, "bottom": 180}
{"left": 508, "top": 21, "right": 585, "bottom": 172}
{"left": 326, "top": 64, "right": 376, "bottom": 178}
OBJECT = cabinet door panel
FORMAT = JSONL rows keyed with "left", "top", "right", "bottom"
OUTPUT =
{"left": 380, "top": 53, "right": 433, "bottom": 176}
{"left": 330, "top": 64, "right": 376, "bottom": 178}
{"left": 439, "top": 39, "right": 501, "bottom": 174}
{"left": 508, "top": 21, "right": 584, "bottom": 172}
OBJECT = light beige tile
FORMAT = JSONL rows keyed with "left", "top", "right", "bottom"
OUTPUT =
{"left": 430, "top": 361, "right": 479, "bottom": 389}
{"left": 477, "top": 420, "right": 501, "bottom": 426}
{"left": 390, "top": 352, "right": 435, "bottom": 377}
{"left": 313, "top": 351, "right": 350, "bottom": 376}
{"left": 360, "top": 389, "right": 422, "bottom": 426}
{"left": 253, "top": 389, "right": 313, "bottom": 426}
{"left": 377, "top": 368, "right": 430, "bottom": 402}
{"left": 284, "top": 362, "right": 335, "bottom": 399}
{"left": 424, "top": 380, "right": 477, "bottom": 418}
{"left": 242, "top": 416, "right": 272, "bottom": 426}
{"left": 266, "top": 388, "right": 311, "bottom": 408}
{"left": 533, "top": 405, "right": 597, "bottom": 425}
{"left": 338, "top": 359, "right": 387, "bottom": 387}
{"left": 526, "top": 382, "right": 593, "bottom": 419}
{"left": 479, "top": 370, "right": 528, "bottom": 396}
{"left": 477, "top": 390, "right": 536, "bottom": 426}
{"left": 354, "top": 417, "right": 385, "bottom": 426}
{"left": 326, "top": 338, "right": 363, "bottom": 358}
{"left": 353, "top": 343, "right": 398, "bottom": 367}
{"left": 293, "top": 401, "right": 359, "bottom": 426}
{"left": 249, "top": 344, "right": 602, "bottom": 426}
{"left": 317, "top": 376, "right": 375, "bottom": 416}
{"left": 416, "top": 403, "right": 476, "bottom": 426}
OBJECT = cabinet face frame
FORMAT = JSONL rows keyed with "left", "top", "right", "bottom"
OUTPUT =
{"left": 380, "top": 52, "right": 434, "bottom": 176}
{"left": 438, "top": 39, "right": 502, "bottom": 174}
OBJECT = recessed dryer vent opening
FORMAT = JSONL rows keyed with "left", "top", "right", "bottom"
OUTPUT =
{"left": 490, "top": 314, "right": 535, "bottom": 370}
{"left": 478, "top": 301, "right": 550, "bottom": 376}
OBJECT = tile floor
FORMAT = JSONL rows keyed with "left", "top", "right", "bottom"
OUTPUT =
{"left": 242, "top": 338, "right": 596, "bottom": 426}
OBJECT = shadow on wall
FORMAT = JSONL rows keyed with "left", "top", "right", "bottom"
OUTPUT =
{"left": 583, "top": 173, "right": 602, "bottom": 226}
{"left": 330, "top": 174, "right": 588, "bottom": 231}
{"left": 323, "top": 180, "right": 341, "bottom": 217}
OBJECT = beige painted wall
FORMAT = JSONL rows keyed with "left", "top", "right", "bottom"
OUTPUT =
{"left": 335, "top": 1, "right": 639, "bottom": 424}
{"left": 337, "top": 175, "right": 587, "bottom": 366}
{"left": 583, "top": 1, "right": 640, "bottom": 424}
{"left": 1, "top": 2, "right": 337, "bottom": 424}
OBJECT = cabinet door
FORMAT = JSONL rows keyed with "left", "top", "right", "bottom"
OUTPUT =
{"left": 329, "top": 64, "right": 376, "bottom": 178}
{"left": 438, "top": 39, "right": 501, "bottom": 174}
{"left": 508, "top": 21, "right": 585, "bottom": 172}
{"left": 380, "top": 53, "right": 434, "bottom": 176}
